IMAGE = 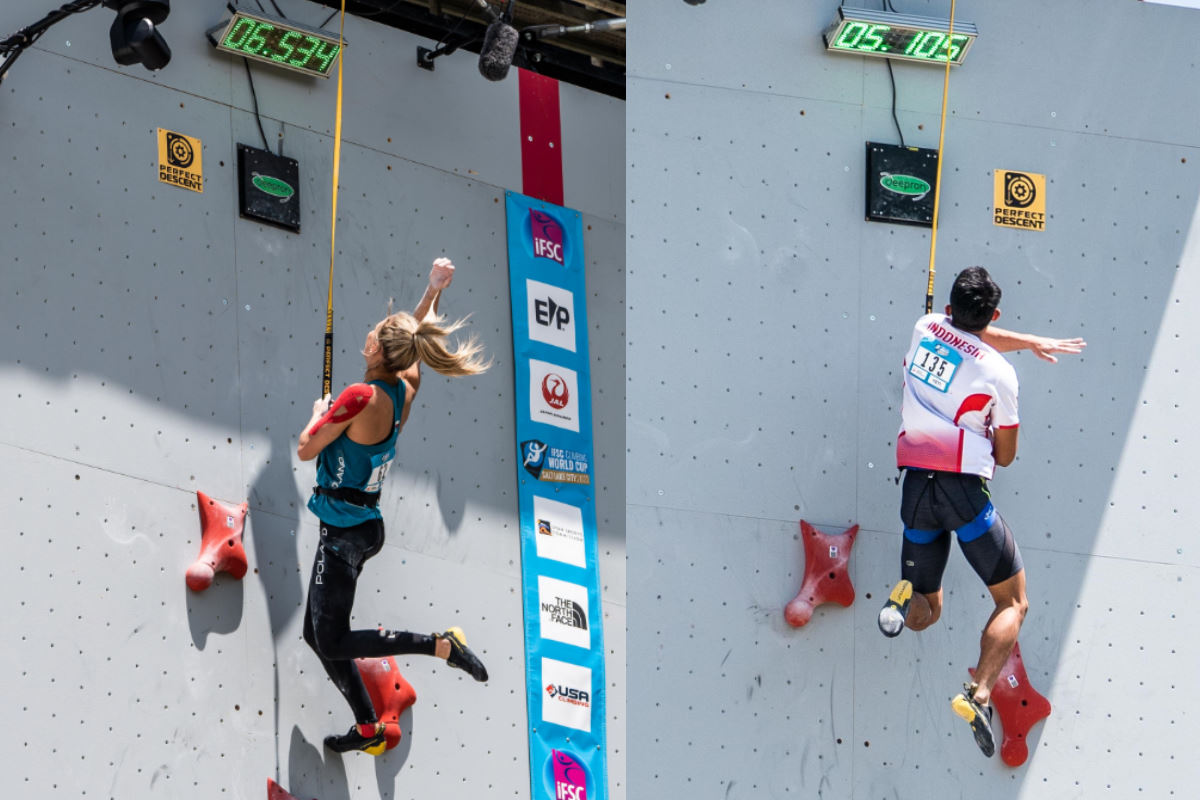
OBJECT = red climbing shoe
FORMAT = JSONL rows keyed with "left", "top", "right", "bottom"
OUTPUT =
{"left": 325, "top": 722, "right": 387, "bottom": 756}
{"left": 440, "top": 627, "right": 488, "bottom": 682}
{"left": 877, "top": 579, "right": 913, "bottom": 638}
{"left": 951, "top": 683, "right": 995, "bottom": 758}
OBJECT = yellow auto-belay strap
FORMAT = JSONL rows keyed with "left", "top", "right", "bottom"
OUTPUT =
{"left": 925, "top": 0, "right": 956, "bottom": 314}
{"left": 323, "top": 0, "right": 347, "bottom": 398}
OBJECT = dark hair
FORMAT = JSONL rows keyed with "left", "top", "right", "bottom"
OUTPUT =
{"left": 949, "top": 266, "right": 1002, "bottom": 332}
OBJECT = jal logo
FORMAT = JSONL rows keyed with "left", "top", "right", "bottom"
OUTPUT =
{"left": 545, "top": 684, "right": 590, "bottom": 704}
{"left": 880, "top": 172, "right": 931, "bottom": 199}
{"left": 251, "top": 172, "right": 295, "bottom": 202}
{"left": 531, "top": 211, "right": 565, "bottom": 264}
{"left": 552, "top": 750, "right": 589, "bottom": 800}
{"left": 542, "top": 373, "right": 570, "bottom": 409}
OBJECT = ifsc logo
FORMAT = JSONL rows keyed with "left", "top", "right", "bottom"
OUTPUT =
{"left": 531, "top": 210, "right": 565, "bottom": 264}
{"left": 543, "top": 749, "right": 590, "bottom": 800}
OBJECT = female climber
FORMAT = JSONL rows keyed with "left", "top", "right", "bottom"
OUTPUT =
{"left": 297, "top": 257, "right": 491, "bottom": 756}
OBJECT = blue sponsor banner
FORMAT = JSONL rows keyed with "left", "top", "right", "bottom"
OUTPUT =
{"left": 506, "top": 191, "right": 607, "bottom": 800}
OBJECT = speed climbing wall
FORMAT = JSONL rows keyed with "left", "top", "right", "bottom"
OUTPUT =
{"left": 628, "top": 1, "right": 1199, "bottom": 798}
{"left": 0, "top": 2, "right": 624, "bottom": 798}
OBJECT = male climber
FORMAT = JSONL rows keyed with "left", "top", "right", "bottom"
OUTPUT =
{"left": 877, "top": 266, "right": 1084, "bottom": 757}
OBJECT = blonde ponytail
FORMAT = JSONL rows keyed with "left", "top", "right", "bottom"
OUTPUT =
{"left": 375, "top": 312, "right": 491, "bottom": 377}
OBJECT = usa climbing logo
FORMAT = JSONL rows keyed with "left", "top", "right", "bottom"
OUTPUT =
{"left": 531, "top": 210, "right": 565, "bottom": 264}
{"left": 541, "top": 658, "right": 593, "bottom": 731}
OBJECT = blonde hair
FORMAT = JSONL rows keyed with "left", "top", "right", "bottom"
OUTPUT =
{"left": 374, "top": 311, "right": 491, "bottom": 377}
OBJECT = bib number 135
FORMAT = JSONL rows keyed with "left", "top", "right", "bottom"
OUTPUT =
{"left": 909, "top": 338, "right": 961, "bottom": 392}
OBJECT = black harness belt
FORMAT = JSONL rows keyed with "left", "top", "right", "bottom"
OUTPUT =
{"left": 313, "top": 486, "right": 381, "bottom": 509}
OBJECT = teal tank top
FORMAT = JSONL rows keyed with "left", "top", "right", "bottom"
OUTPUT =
{"left": 307, "top": 379, "right": 405, "bottom": 527}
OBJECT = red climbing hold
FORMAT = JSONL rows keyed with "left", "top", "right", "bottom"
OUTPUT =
{"left": 969, "top": 641, "right": 1052, "bottom": 767}
{"left": 784, "top": 520, "right": 858, "bottom": 627}
{"left": 355, "top": 656, "right": 418, "bottom": 751}
{"left": 186, "top": 490, "right": 249, "bottom": 591}
{"left": 267, "top": 778, "right": 312, "bottom": 800}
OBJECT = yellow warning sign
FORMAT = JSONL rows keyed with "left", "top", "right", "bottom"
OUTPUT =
{"left": 157, "top": 128, "right": 203, "bottom": 193}
{"left": 993, "top": 169, "right": 1045, "bottom": 230}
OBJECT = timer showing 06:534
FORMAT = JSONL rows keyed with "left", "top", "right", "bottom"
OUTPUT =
{"left": 822, "top": 7, "right": 978, "bottom": 67}
{"left": 210, "top": 10, "right": 344, "bottom": 77}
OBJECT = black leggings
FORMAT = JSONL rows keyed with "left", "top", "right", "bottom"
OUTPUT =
{"left": 303, "top": 519, "right": 436, "bottom": 724}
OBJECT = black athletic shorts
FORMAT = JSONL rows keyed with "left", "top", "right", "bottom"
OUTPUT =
{"left": 899, "top": 469, "right": 1023, "bottom": 594}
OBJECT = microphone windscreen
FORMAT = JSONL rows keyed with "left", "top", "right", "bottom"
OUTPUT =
{"left": 479, "top": 20, "right": 518, "bottom": 81}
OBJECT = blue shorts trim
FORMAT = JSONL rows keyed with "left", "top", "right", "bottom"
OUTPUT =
{"left": 903, "top": 527, "right": 941, "bottom": 544}
{"left": 955, "top": 502, "right": 996, "bottom": 543}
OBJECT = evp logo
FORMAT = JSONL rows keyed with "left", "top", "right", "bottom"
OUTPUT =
{"left": 527, "top": 279, "right": 576, "bottom": 352}
{"left": 541, "top": 657, "right": 592, "bottom": 732}
{"left": 531, "top": 210, "right": 565, "bottom": 264}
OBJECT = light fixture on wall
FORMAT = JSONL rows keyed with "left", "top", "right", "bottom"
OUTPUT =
{"left": 0, "top": 0, "right": 171, "bottom": 82}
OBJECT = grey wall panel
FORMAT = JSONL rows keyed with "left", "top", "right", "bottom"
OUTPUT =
{"left": 3, "top": 1, "right": 617, "bottom": 221}
{"left": 561, "top": 87, "right": 626, "bottom": 224}
{"left": 628, "top": 1, "right": 863, "bottom": 105}
{"left": 1, "top": 4, "right": 624, "bottom": 796}
{"left": 2, "top": 56, "right": 246, "bottom": 498}
{"left": 629, "top": 1, "right": 1200, "bottom": 798}
{"left": 627, "top": 77, "right": 867, "bottom": 526}
{"left": 634, "top": 1, "right": 1200, "bottom": 148}
{"left": 630, "top": 509, "right": 1200, "bottom": 799}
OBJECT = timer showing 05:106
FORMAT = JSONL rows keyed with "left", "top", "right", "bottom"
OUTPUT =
{"left": 213, "top": 12, "right": 343, "bottom": 77}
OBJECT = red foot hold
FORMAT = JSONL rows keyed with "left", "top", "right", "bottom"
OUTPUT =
{"left": 969, "top": 641, "right": 1052, "bottom": 767}
{"left": 186, "top": 490, "right": 249, "bottom": 591}
{"left": 784, "top": 520, "right": 858, "bottom": 627}
{"left": 355, "top": 656, "right": 418, "bottom": 751}
{"left": 267, "top": 778, "right": 313, "bottom": 800}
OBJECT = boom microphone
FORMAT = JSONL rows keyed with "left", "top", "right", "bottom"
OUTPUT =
{"left": 524, "top": 18, "right": 626, "bottom": 40}
{"left": 478, "top": 18, "right": 518, "bottom": 81}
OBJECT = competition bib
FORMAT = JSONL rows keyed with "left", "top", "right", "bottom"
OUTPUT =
{"left": 364, "top": 450, "right": 394, "bottom": 493}
{"left": 909, "top": 337, "right": 962, "bottom": 392}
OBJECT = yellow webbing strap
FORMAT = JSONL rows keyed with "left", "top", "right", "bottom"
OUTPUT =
{"left": 925, "top": 0, "right": 956, "bottom": 314}
{"left": 323, "top": 0, "right": 347, "bottom": 398}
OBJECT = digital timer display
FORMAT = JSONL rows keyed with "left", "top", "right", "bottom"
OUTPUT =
{"left": 211, "top": 11, "right": 343, "bottom": 77}
{"left": 823, "top": 7, "right": 977, "bottom": 67}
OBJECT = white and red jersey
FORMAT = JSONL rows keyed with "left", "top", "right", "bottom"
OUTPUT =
{"left": 896, "top": 314, "right": 1019, "bottom": 479}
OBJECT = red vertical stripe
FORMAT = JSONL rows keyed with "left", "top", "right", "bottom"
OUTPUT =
{"left": 518, "top": 69, "right": 564, "bottom": 206}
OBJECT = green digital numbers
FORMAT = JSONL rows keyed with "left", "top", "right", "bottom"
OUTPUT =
{"left": 827, "top": 14, "right": 974, "bottom": 66}
{"left": 217, "top": 12, "right": 341, "bottom": 76}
